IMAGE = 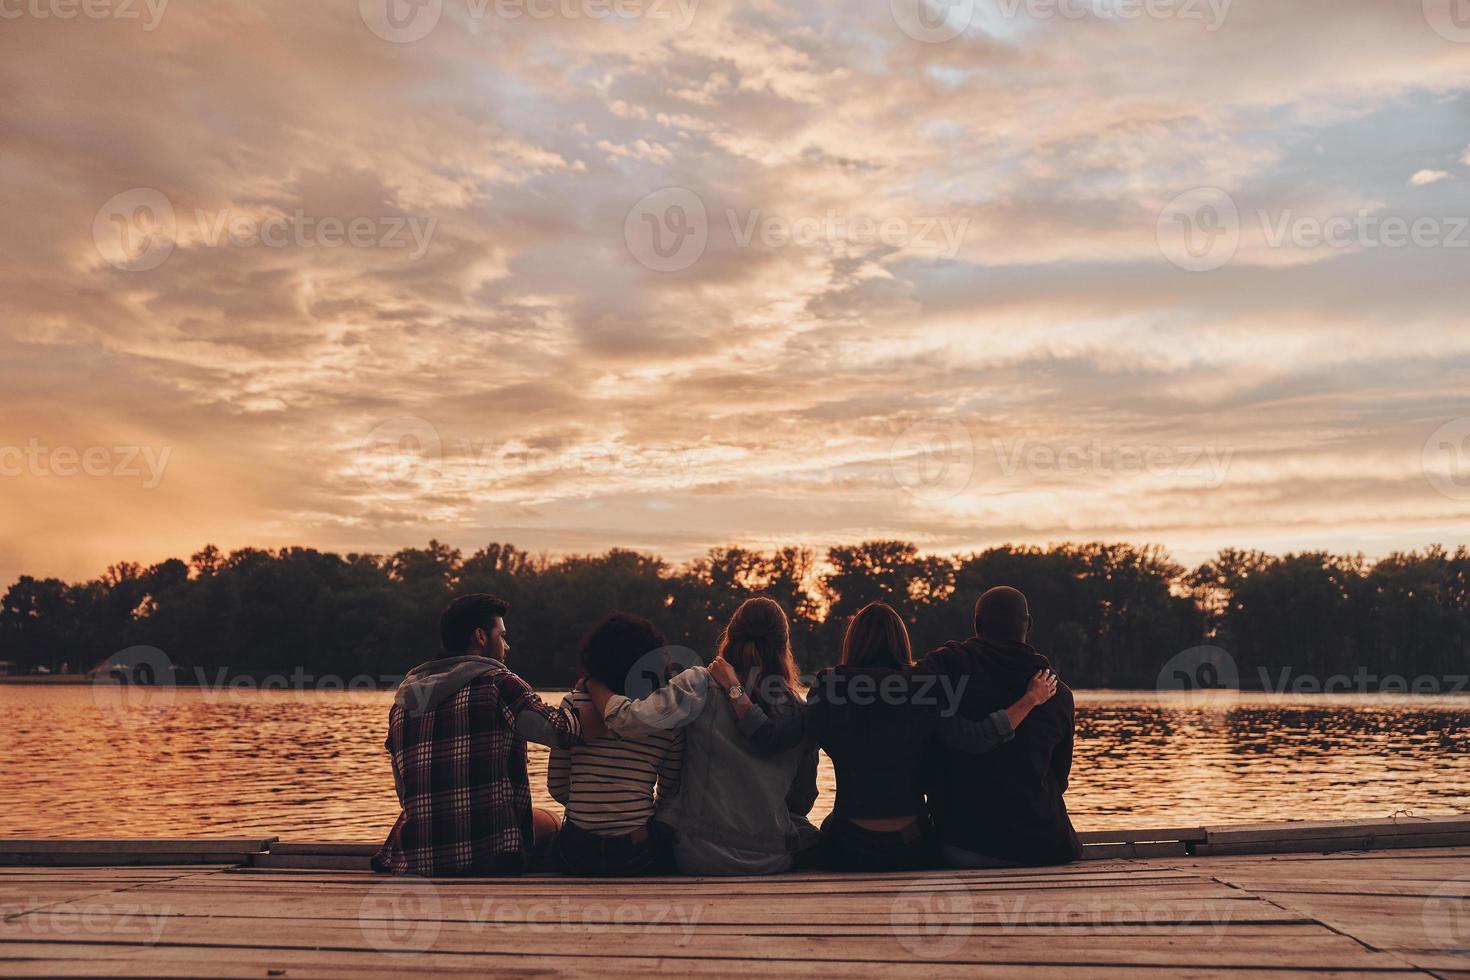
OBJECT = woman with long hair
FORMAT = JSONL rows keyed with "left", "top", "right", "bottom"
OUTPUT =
{"left": 709, "top": 601, "right": 1056, "bottom": 871}
{"left": 584, "top": 596, "right": 819, "bottom": 875}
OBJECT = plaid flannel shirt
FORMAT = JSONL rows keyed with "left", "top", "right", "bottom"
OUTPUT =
{"left": 375, "top": 663, "right": 581, "bottom": 876}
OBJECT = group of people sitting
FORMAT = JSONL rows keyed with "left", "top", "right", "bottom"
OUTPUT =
{"left": 373, "top": 586, "right": 1082, "bottom": 877}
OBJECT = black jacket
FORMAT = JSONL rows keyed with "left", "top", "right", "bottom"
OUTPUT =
{"left": 918, "top": 637, "right": 1083, "bottom": 866}
{"left": 737, "top": 665, "right": 1014, "bottom": 821}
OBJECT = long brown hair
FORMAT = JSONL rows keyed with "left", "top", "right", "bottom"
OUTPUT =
{"left": 840, "top": 602, "right": 913, "bottom": 670}
{"left": 718, "top": 597, "right": 799, "bottom": 699}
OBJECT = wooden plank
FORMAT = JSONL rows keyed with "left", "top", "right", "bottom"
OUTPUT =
{"left": 250, "top": 853, "right": 375, "bottom": 870}
{"left": 269, "top": 842, "right": 380, "bottom": 856}
{"left": 0, "top": 918, "right": 1415, "bottom": 969}
{"left": 1203, "top": 816, "right": 1470, "bottom": 845}
{"left": 0, "top": 840, "right": 277, "bottom": 855}
{"left": 135, "top": 880, "right": 1235, "bottom": 904}
{"left": 1078, "top": 828, "right": 1206, "bottom": 844}
{"left": 1194, "top": 830, "right": 1470, "bottom": 856}
{"left": 0, "top": 943, "right": 1427, "bottom": 979}
{"left": 0, "top": 852, "right": 265, "bottom": 868}
{"left": 1082, "top": 842, "right": 1189, "bottom": 860}
{"left": 0, "top": 841, "right": 274, "bottom": 868}
{"left": 25, "top": 889, "right": 1278, "bottom": 928}
{"left": 221, "top": 864, "right": 1182, "bottom": 885}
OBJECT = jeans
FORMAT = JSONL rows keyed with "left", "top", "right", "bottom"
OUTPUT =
{"left": 554, "top": 820, "right": 670, "bottom": 876}
{"left": 818, "top": 814, "right": 934, "bottom": 872}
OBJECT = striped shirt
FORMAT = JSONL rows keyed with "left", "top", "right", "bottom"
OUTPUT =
{"left": 548, "top": 689, "right": 683, "bottom": 835}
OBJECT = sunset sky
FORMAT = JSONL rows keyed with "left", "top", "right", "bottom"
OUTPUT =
{"left": 3, "top": 0, "right": 1470, "bottom": 587}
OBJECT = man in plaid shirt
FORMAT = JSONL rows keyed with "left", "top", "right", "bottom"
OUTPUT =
{"left": 374, "top": 593, "right": 583, "bottom": 876}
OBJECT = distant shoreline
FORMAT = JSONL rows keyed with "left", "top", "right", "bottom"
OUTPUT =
{"left": 1, "top": 675, "right": 1467, "bottom": 697}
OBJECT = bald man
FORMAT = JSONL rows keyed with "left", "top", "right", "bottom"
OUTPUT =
{"left": 917, "top": 587, "right": 1083, "bottom": 867}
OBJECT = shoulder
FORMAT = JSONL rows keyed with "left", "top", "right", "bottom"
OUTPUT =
{"left": 917, "top": 638, "right": 969, "bottom": 673}
{"left": 475, "top": 665, "right": 532, "bottom": 698}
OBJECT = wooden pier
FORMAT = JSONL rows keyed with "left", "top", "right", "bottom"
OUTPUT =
{"left": 2, "top": 817, "right": 1468, "bottom": 977}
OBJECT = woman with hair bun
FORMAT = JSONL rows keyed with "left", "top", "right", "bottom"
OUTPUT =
{"left": 585, "top": 597, "right": 819, "bottom": 875}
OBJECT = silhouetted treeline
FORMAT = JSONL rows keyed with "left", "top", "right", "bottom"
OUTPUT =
{"left": 2, "top": 541, "right": 1468, "bottom": 689}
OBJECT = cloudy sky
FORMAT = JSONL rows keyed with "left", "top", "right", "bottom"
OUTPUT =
{"left": 3, "top": 0, "right": 1470, "bottom": 585}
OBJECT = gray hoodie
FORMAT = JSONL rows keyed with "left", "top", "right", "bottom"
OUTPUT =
{"left": 392, "top": 654, "right": 580, "bottom": 749}
{"left": 394, "top": 655, "right": 503, "bottom": 717}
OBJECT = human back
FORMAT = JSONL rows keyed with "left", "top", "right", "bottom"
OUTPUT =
{"left": 919, "top": 587, "right": 1083, "bottom": 866}
{"left": 591, "top": 597, "right": 819, "bottom": 874}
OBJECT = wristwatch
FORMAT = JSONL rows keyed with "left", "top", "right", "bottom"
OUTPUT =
{"left": 727, "top": 684, "right": 745, "bottom": 701}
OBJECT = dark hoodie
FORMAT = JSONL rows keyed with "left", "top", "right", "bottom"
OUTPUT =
{"left": 917, "top": 636, "right": 1083, "bottom": 866}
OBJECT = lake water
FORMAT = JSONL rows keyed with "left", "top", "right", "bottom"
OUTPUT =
{"left": 2, "top": 685, "right": 1467, "bottom": 839}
